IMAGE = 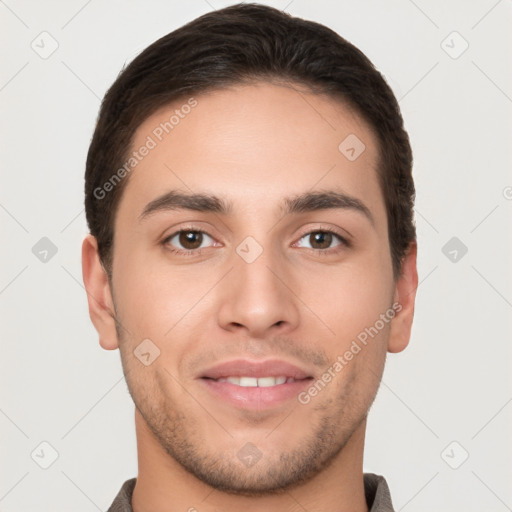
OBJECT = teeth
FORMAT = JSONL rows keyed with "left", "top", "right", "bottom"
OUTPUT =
{"left": 217, "top": 376, "right": 293, "bottom": 387}
{"left": 239, "top": 377, "right": 258, "bottom": 387}
{"left": 258, "top": 377, "right": 279, "bottom": 387}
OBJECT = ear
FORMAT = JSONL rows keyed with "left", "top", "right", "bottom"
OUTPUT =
{"left": 81, "top": 234, "right": 119, "bottom": 350}
{"left": 388, "top": 241, "right": 418, "bottom": 353}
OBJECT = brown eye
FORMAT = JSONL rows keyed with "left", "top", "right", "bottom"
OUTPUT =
{"left": 179, "top": 231, "right": 203, "bottom": 249}
{"left": 296, "top": 230, "right": 348, "bottom": 252}
{"left": 164, "top": 230, "right": 215, "bottom": 253}
{"left": 309, "top": 231, "right": 333, "bottom": 249}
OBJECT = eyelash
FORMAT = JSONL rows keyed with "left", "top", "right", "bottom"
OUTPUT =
{"left": 162, "top": 226, "right": 350, "bottom": 257}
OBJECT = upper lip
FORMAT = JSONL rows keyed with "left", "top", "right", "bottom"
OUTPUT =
{"left": 199, "top": 359, "right": 313, "bottom": 380}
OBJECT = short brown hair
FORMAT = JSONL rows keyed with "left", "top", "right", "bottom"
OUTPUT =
{"left": 85, "top": 2, "right": 415, "bottom": 279}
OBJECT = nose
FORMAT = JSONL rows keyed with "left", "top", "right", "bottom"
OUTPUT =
{"left": 216, "top": 244, "right": 300, "bottom": 339}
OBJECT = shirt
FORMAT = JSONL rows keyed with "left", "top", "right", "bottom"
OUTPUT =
{"left": 107, "top": 472, "right": 395, "bottom": 511}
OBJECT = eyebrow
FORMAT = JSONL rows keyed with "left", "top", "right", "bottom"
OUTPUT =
{"left": 138, "top": 189, "right": 374, "bottom": 225}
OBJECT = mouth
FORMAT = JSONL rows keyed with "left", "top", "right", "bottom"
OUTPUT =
{"left": 198, "top": 359, "right": 314, "bottom": 409}
{"left": 205, "top": 376, "right": 302, "bottom": 387}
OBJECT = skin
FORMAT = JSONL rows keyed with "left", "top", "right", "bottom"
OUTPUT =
{"left": 82, "top": 81, "right": 418, "bottom": 512}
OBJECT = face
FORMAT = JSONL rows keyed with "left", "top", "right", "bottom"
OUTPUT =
{"left": 84, "top": 81, "right": 416, "bottom": 495}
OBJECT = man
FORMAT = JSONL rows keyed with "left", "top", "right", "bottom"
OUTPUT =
{"left": 82, "top": 3, "right": 418, "bottom": 511}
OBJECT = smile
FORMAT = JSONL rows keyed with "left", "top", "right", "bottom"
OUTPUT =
{"left": 211, "top": 376, "right": 298, "bottom": 387}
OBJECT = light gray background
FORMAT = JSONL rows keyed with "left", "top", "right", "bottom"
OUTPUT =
{"left": 1, "top": 0, "right": 511, "bottom": 510}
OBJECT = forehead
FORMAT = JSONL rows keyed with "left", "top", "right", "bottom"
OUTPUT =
{"left": 117, "top": 81, "right": 384, "bottom": 225}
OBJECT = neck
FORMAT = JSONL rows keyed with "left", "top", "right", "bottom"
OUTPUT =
{"left": 131, "top": 408, "right": 368, "bottom": 512}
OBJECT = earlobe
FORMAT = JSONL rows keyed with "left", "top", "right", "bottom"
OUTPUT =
{"left": 388, "top": 242, "right": 418, "bottom": 354}
{"left": 81, "top": 234, "right": 119, "bottom": 350}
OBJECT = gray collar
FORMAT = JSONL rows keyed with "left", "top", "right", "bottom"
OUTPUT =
{"left": 107, "top": 472, "right": 394, "bottom": 511}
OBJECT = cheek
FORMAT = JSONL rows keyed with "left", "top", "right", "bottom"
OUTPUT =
{"left": 299, "top": 261, "right": 393, "bottom": 344}
{"left": 112, "top": 249, "right": 215, "bottom": 342}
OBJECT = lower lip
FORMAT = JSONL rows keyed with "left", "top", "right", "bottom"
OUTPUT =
{"left": 199, "top": 378, "right": 312, "bottom": 409}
